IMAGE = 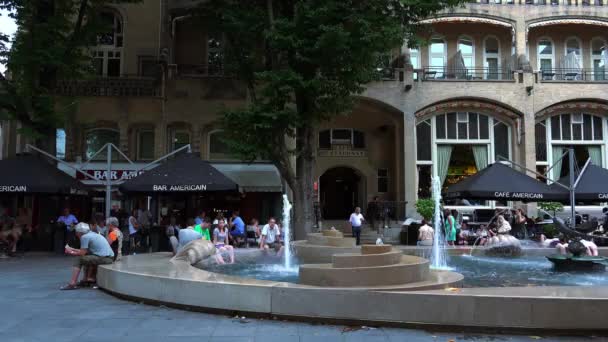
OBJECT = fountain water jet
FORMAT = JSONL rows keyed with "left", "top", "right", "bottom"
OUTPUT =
{"left": 431, "top": 176, "right": 449, "bottom": 269}
{"left": 282, "top": 194, "right": 294, "bottom": 269}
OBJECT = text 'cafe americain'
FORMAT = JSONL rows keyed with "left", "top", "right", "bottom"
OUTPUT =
{"left": 494, "top": 192, "right": 544, "bottom": 200}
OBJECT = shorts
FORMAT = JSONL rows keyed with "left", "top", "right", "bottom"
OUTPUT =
{"left": 417, "top": 240, "right": 433, "bottom": 246}
{"left": 74, "top": 255, "right": 113, "bottom": 268}
{"left": 266, "top": 242, "right": 282, "bottom": 251}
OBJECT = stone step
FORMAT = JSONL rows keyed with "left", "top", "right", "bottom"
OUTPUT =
{"left": 299, "top": 255, "right": 430, "bottom": 287}
{"left": 332, "top": 249, "right": 403, "bottom": 268}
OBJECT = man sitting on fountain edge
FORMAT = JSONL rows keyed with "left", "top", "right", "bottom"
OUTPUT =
{"left": 260, "top": 217, "right": 283, "bottom": 256}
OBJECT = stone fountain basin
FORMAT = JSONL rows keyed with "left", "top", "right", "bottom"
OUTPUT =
{"left": 98, "top": 252, "right": 608, "bottom": 331}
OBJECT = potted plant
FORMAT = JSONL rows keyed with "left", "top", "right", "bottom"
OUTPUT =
{"left": 415, "top": 198, "right": 435, "bottom": 221}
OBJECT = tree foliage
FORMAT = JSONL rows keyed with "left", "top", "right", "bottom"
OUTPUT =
{"left": 0, "top": 0, "right": 139, "bottom": 141}
{"left": 197, "top": 0, "right": 466, "bottom": 234}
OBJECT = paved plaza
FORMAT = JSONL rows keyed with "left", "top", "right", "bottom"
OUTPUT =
{"left": 0, "top": 254, "right": 605, "bottom": 342}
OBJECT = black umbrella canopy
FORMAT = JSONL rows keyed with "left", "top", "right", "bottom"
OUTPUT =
{"left": 0, "top": 154, "right": 88, "bottom": 195}
{"left": 549, "top": 164, "right": 608, "bottom": 202}
{"left": 119, "top": 153, "right": 238, "bottom": 193}
{"left": 445, "top": 163, "right": 561, "bottom": 202}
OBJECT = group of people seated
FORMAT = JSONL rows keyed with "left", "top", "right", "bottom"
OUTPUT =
{"left": 416, "top": 207, "right": 601, "bottom": 257}
{"left": 0, "top": 207, "right": 34, "bottom": 257}
{"left": 165, "top": 210, "right": 286, "bottom": 264}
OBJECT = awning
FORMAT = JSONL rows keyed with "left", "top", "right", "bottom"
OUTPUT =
{"left": 549, "top": 164, "right": 608, "bottom": 203}
{"left": 212, "top": 163, "right": 283, "bottom": 193}
{"left": 119, "top": 153, "right": 238, "bottom": 193}
{"left": 0, "top": 154, "right": 88, "bottom": 195}
{"left": 445, "top": 163, "right": 562, "bottom": 202}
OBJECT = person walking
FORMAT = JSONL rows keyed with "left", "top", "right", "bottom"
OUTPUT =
{"left": 58, "top": 208, "right": 79, "bottom": 248}
{"left": 128, "top": 209, "right": 141, "bottom": 254}
{"left": 349, "top": 207, "right": 365, "bottom": 246}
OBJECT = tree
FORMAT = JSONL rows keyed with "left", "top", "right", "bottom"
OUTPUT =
{"left": 0, "top": 0, "right": 138, "bottom": 151}
{"left": 196, "top": 0, "right": 466, "bottom": 239}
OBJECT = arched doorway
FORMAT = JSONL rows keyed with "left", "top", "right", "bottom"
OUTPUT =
{"left": 320, "top": 167, "right": 361, "bottom": 220}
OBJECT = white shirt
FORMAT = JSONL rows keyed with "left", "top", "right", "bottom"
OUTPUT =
{"left": 261, "top": 224, "right": 280, "bottom": 244}
{"left": 349, "top": 213, "right": 364, "bottom": 227}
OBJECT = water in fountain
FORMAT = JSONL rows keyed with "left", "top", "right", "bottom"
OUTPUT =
{"left": 282, "top": 194, "right": 294, "bottom": 269}
{"left": 430, "top": 176, "right": 449, "bottom": 269}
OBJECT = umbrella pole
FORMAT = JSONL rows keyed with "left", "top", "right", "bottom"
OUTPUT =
{"left": 569, "top": 147, "right": 576, "bottom": 229}
{"left": 105, "top": 144, "right": 112, "bottom": 220}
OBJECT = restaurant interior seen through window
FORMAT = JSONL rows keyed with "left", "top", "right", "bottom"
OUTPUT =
{"left": 416, "top": 112, "right": 511, "bottom": 207}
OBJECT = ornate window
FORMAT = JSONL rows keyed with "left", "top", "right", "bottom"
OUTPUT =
{"left": 168, "top": 129, "right": 190, "bottom": 152}
{"left": 536, "top": 113, "right": 605, "bottom": 181}
{"left": 92, "top": 11, "right": 123, "bottom": 77}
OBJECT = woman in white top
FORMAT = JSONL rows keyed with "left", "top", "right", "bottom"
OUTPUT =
{"left": 128, "top": 209, "right": 141, "bottom": 252}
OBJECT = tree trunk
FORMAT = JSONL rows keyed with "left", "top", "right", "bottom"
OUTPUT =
{"left": 293, "top": 123, "right": 315, "bottom": 240}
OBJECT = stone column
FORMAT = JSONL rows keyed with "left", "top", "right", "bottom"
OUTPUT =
{"left": 514, "top": 19, "right": 531, "bottom": 72}
{"left": 191, "top": 123, "right": 202, "bottom": 156}
{"left": 403, "top": 111, "right": 418, "bottom": 217}
{"left": 154, "top": 121, "right": 167, "bottom": 159}
{"left": 118, "top": 119, "right": 129, "bottom": 158}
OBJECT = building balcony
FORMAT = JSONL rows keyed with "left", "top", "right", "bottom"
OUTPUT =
{"left": 56, "top": 76, "right": 160, "bottom": 97}
{"left": 420, "top": 67, "right": 515, "bottom": 82}
{"left": 539, "top": 69, "right": 608, "bottom": 83}
{"left": 168, "top": 63, "right": 231, "bottom": 79}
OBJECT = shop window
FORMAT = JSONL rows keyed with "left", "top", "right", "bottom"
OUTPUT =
{"left": 137, "top": 130, "right": 155, "bottom": 160}
{"left": 377, "top": 169, "right": 388, "bottom": 193}
{"left": 85, "top": 128, "right": 119, "bottom": 160}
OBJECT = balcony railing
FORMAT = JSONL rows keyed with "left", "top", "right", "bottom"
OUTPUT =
{"left": 539, "top": 68, "right": 608, "bottom": 82}
{"left": 56, "top": 76, "right": 160, "bottom": 97}
{"left": 421, "top": 67, "right": 514, "bottom": 81}
{"left": 168, "top": 63, "right": 228, "bottom": 78}
{"left": 471, "top": 0, "right": 605, "bottom": 6}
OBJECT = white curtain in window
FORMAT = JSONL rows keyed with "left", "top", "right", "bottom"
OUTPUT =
{"left": 454, "top": 50, "right": 466, "bottom": 79}
{"left": 587, "top": 146, "right": 602, "bottom": 166}
{"left": 552, "top": 146, "right": 564, "bottom": 181}
{"left": 472, "top": 145, "right": 488, "bottom": 172}
{"left": 437, "top": 145, "right": 453, "bottom": 186}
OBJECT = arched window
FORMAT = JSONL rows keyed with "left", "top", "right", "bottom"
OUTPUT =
{"left": 538, "top": 38, "right": 554, "bottom": 78}
{"left": 591, "top": 38, "right": 607, "bottom": 81}
{"left": 537, "top": 113, "right": 605, "bottom": 181}
{"left": 484, "top": 36, "right": 501, "bottom": 80}
{"left": 92, "top": 10, "right": 123, "bottom": 77}
{"left": 85, "top": 128, "right": 119, "bottom": 160}
{"left": 429, "top": 37, "right": 446, "bottom": 77}
{"left": 416, "top": 112, "right": 512, "bottom": 206}
{"left": 458, "top": 36, "right": 474, "bottom": 71}
{"left": 208, "top": 130, "right": 233, "bottom": 160}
